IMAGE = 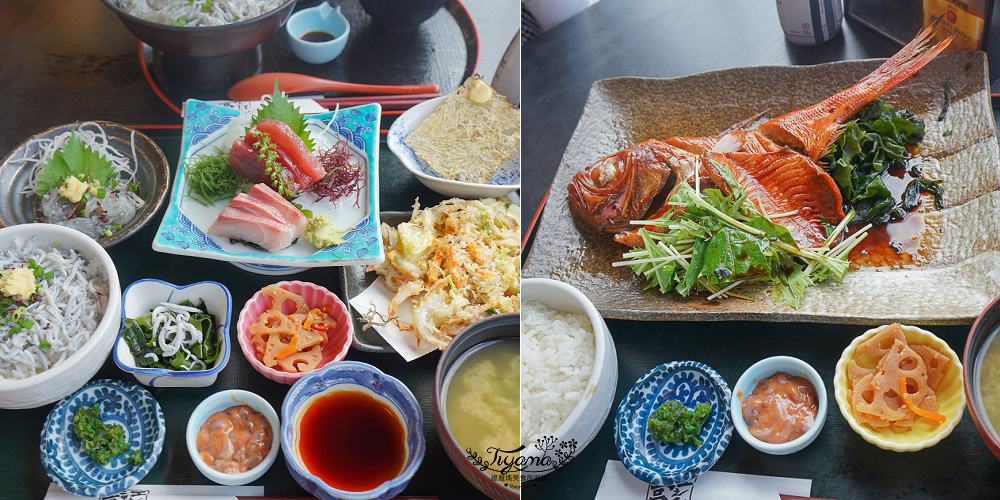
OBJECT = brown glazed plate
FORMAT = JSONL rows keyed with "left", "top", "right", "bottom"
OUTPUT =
{"left": 523, "top": 51, "right": 1000, "bottom": 325}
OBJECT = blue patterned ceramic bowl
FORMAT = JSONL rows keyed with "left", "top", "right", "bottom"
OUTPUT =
{"left": 615, "top": 361, "right": 733, "bottom": 485}
{"left": 114, "top": 279, "right": 232, "bottom": 387}
{"left": 41, "top": 379, "right": 165, "bottom": 497}
{"left": 281, "top": 361, "right": 425, "bottom": 500}
{"left": 387, "top": 96, "right": 520, "bottom": 199}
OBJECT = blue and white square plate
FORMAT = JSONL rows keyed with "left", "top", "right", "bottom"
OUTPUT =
{"left": 615, "top": 360, "right": 733, "bottom": 485}
{"left": 41, "top": 379, "right": 165, "bottom": 497}
{"left": 152, "top": 99, "right": 384, "bottom": 274}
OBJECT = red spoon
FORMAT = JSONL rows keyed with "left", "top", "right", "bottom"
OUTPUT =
{"left": 227, "top": 72, "right": 441, "bottom": 101}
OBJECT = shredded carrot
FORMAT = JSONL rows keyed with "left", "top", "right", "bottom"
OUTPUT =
{"left": 276, "top": 334, "right": 299, "bottom": 359}
{"left": 899, "top": 377, "right": 947, "bottom": 424}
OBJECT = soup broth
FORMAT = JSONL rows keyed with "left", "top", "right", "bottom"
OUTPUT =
{"left": 978, "top": 329, "right": 1000, "bottom": 433}
{"left": 444, "top": 339, "right": 519, "bottom": 460}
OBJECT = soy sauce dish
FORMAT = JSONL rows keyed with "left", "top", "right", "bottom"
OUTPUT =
{"left": 281, "top": 361, "right": 424, "bottom": 500}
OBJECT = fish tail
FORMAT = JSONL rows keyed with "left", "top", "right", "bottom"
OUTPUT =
{"left": 760, "top": 18, "right": 954, "bottom": 160}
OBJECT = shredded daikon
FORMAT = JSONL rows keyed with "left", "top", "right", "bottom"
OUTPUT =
{"left": 12, "top": 121, "right": 145, "bottom": 240}
{"left": 150, "top": 302, "right": 206, "bottom": 370}
{"left": 114, "top": 0, "right": 287, "bottom": 27}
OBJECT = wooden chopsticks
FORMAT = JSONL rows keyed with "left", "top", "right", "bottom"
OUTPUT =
{"left": 314, "top": 93, "right": 440, "bottom": 111}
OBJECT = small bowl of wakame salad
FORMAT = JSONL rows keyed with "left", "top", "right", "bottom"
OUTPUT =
{"left": 113, "top": 279, "right": 232, "bottom": 387}
{"left": 0, "top": 121, "right": 170, "bottom": 248}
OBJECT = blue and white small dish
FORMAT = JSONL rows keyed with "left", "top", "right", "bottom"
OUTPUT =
{"left": 387, "top": 96, "right": 520, "bottom": 199}
{"left": 615, "top": 361, "right": 733, "bottom": 485}
{"left": 114, "top": 279, "right": 232, "bottom": 387}
{"left": 153, "top": 99, "right": 384, "bottom": 275}
{"left": 41, "top": 379, "right": 165, "bottom": 497}
{"left": 282, "top": 361, "right": 425, "bottom": 500}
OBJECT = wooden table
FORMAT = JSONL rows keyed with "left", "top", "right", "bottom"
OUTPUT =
{"left": 0, "top": 0, "right": 517, "bottom": 498}
{"left": 521, "top": 1, "right": 1000, "bottom": 498}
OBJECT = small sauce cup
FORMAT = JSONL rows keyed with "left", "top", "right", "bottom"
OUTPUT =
{"left": 731, "top": 356, "right": 827, "bottom": 455}
{"left": 285, "top": 3, "right": 350, "bottom": 64}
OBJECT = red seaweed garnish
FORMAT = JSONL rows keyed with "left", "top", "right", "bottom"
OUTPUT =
{"left": 307, "top": 137, "right": 366, "bottom": 207}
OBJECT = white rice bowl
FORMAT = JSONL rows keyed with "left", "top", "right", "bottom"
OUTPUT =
{"left": 0, "top": 224, "right": 121, "bottom": 409}
{"left": 520, "top": 300, "right": 596, "bottom": 444}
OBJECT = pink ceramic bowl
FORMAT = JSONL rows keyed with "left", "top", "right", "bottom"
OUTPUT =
{"left": 237, "top": 281, "right": 352, "bottom": 384}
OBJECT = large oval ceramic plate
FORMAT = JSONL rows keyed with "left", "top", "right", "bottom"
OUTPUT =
{"left": 152, "top": 99, "right": 384, "bottom": 273}
{"left": 523, "top": 51, "right": 1000, "bottom": 324}
{"left": 387, "top": 96, "right": 520, "bottom": 199}
{"left": 615, "top": 361, "right": 733, "bottom": 485}
{"left": 0, "top": 121, "right": 170, "bottom": 248}
{"left": 41, "top": 378, "right": 165, "bottom": 497}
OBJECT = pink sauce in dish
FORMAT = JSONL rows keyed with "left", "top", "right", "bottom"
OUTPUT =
{"left": 741, "top": 371, "right": 818, "bottom": 444}
{"left": 196, "top": 404, "right": 273, "bottom": 474}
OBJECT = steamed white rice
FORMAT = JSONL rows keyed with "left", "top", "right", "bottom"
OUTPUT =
{"left": 520, "top": 300, "right": 595, "bottom": 445}
{"left": 0, "top": 237, "right": 108, "bottom": 379}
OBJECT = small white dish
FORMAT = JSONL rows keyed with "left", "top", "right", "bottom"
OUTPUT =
{"left": 186, "top": 389, "right": 280, "bottom": 486}
{"left": 113, "top": 279, "right": 232, "bottom": 387}
{"left": 730, "top": 356, "right": 827, "bottom": 455}
{"left": 387, "top": 96, "right": 520, "bottom": 199}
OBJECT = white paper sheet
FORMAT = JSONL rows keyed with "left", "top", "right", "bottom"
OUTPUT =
{"left": 45, "top": 483, "right": 264, "bottom": 500}
{"left": 348, "top": 279, "right": 437, "bottom": 361}
{"left": 594, "top": 461, "right": 811, "bottom": 500}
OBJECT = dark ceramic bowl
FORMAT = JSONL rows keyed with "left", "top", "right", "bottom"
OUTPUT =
{"left": 965, "top": 295, "right": 1000, "bottom": 461}
{"left": 359, "top": 0, "right": 446, "bottom": 31}
{"left": 0, "top": 121, "right": 170, "bottom": 249}
{"left": 433, "top": 313, "right": 519, "bottom": 500}
{"left": 99, "top": 0, "right": 297, "bottom": 58}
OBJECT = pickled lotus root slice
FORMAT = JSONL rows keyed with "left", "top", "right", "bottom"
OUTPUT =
{"left": 879, "top": 338, "right": 931, "bottom": 407}
{"left": 855, "top": 323, "right": 908, "bottom": 359}
{"left": 847, "top": 358, "right": 876, "bottom": 388}
{"left": 851, "top": 372, "right": 908, "bottom": 422}
{"left": 275, "top": 344, "right": 323, "bottom": 373}
{"left": 261, "top": 285, "right": 310, "bottom": 315}
{"left": 910, "top": 343, "right": 951, "bottom": 391}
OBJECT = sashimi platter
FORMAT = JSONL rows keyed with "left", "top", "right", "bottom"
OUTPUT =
{"left": 153, "top": 93, "right": 383, "bottom": 274}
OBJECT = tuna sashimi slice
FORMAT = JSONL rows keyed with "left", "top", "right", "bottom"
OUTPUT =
{"left": 246, "top": 183, "right": 307, "bottom": 237}
{"left": 229, "top": 119, "right": 324, "bottom": 194}
{"left": 208, "top": 205, "right": 297, "bottom": 252}
{"left": 707, "top": 151, "right": 846, "bottom": 248}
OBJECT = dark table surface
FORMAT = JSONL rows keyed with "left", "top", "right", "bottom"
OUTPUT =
{"left": 0, "top": 0, "right": 517, "bottom": 498}
{"left": 521, "top": 0, "right": 1000, "bottom": 499}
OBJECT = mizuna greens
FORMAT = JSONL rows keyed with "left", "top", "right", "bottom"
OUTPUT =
{"left": 615, "top": 160, "right": 869, "bottom": 308}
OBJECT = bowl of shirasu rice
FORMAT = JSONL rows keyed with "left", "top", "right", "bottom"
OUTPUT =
{"left": 520, "top": 278, "right": 618, "bottom": 480}
{"left": 0, "top": 223, "right": 121, "bottom": 409}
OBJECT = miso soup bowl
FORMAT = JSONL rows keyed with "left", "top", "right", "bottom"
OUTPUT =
{"left": 433, "top": 313, "right": 520, "bottom": 500}
{"left": 965, "top": 295, "right": 1000, "bottom": 461}
{"left": 281, "top": 361, "right": 424, "bottom": 500}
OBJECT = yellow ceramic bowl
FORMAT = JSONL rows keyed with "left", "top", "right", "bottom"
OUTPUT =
{"left": 833, "top": 324, "right": 966, "bottom": 452}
